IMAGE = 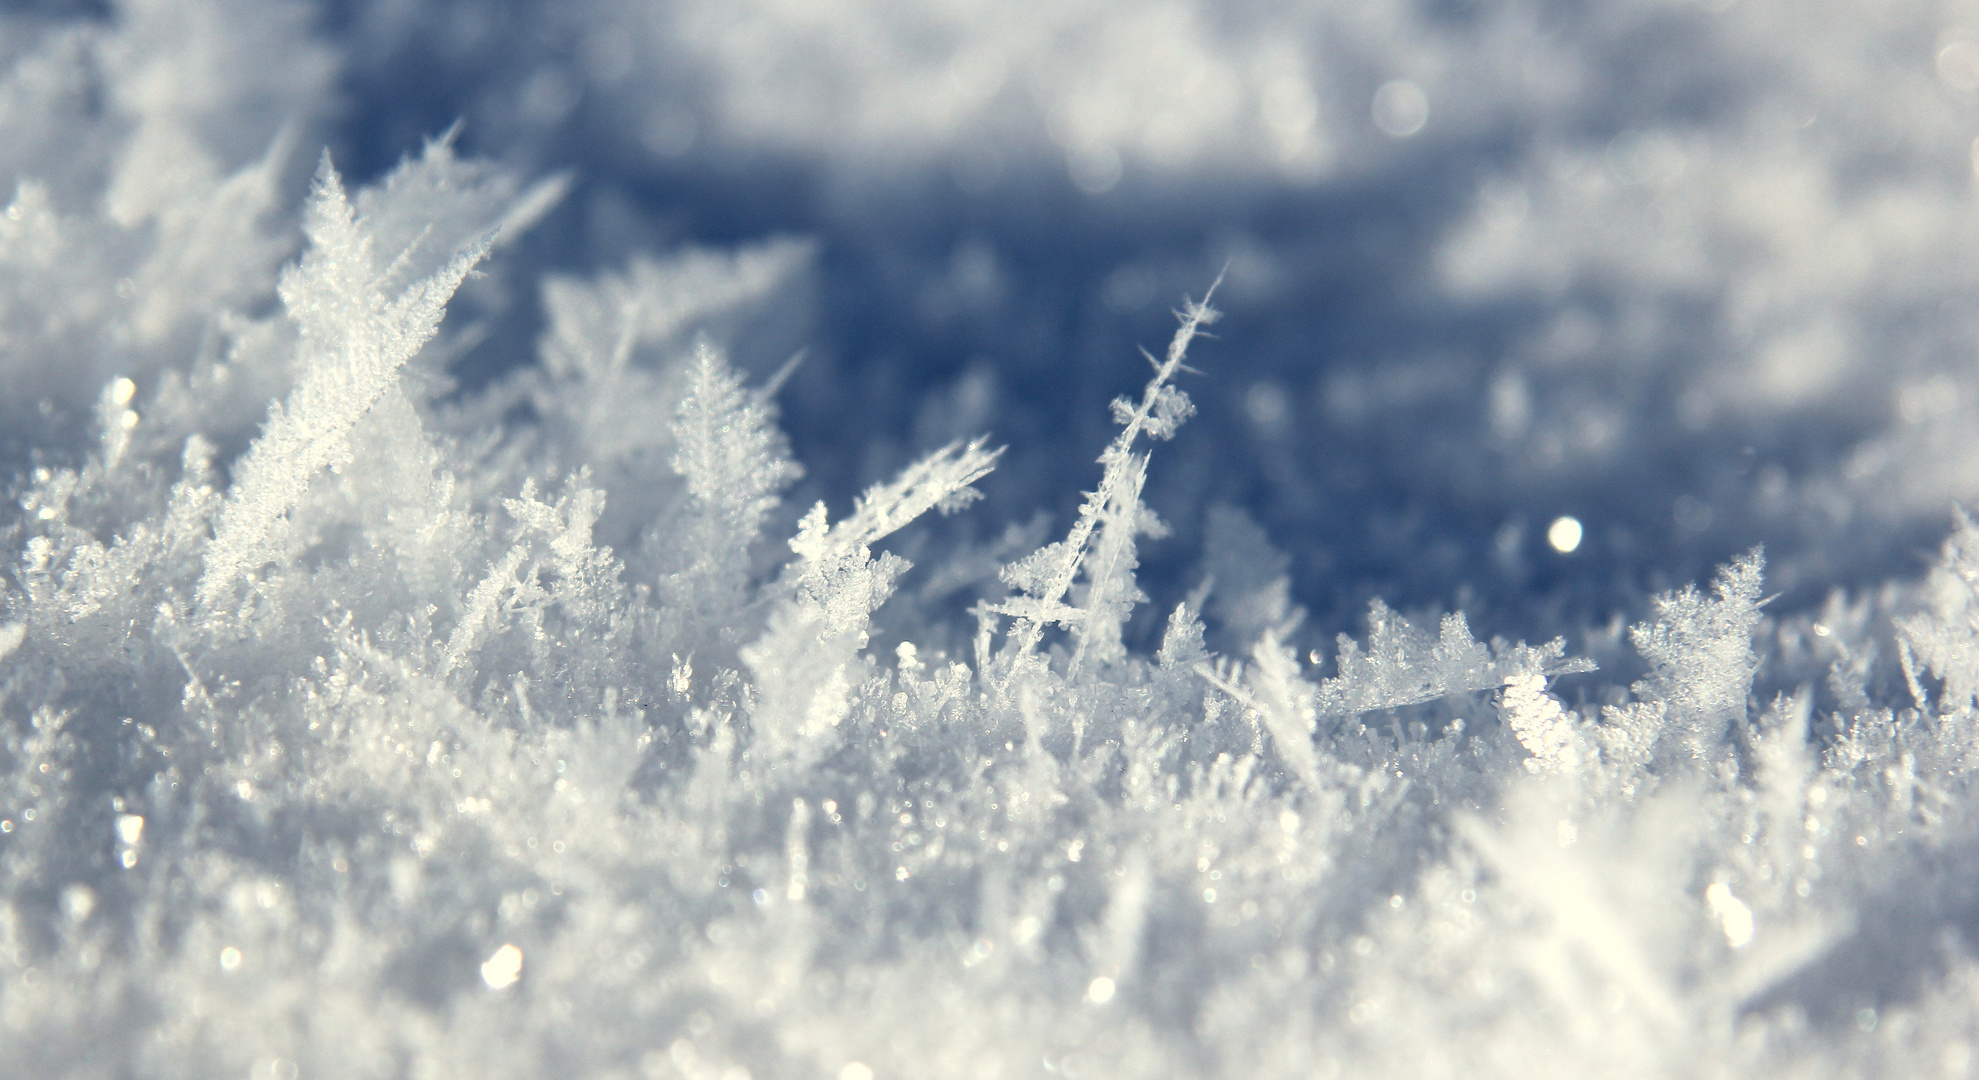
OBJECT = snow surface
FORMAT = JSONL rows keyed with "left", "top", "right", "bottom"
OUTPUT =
{"left": 6, "top": 1, "right": 1979, "bottom": 1077}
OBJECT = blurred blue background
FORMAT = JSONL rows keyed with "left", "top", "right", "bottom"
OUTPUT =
{"left": 44, "top": 0, "right": 1979, "bottom": 645}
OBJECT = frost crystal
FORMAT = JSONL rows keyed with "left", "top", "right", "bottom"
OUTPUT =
{"left": 1618, "top": 547, "right": 1767, "bottom": 762}
{"left": 198, "top": 153, "right": 493, "bottom": 615}
{"left": 1499, "top": 671, "right": 1583, "bottom": 774}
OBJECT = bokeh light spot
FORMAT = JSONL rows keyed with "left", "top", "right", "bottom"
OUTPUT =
{"left": 1547, "top": 516, "right": 1583, "bottom": 553}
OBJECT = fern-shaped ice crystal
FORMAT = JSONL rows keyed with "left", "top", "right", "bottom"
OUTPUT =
{"left": 196, "top": 154, "right": 491, "bottom": 615}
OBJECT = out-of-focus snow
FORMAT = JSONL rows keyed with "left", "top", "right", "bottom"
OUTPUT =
{"left": 310, "top": 0, "right": 1979, "bottom": 626}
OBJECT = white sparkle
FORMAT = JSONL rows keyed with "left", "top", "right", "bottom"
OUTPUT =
{"left": 1705, "top": 882, "right": 1754, "bottom": 948}
{"left": 1547, "top": 516, "right": 1583, "bottom": 553}
{"left": 481, "top": 943, "right": 524, "bottom": 989}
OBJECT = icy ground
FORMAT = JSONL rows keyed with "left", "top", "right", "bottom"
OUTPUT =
{"left": 8, "top": 1, "right": 1979, "bottom": 1077}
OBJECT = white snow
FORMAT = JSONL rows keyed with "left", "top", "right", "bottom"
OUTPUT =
{"left": 6, "top": 2, "right": 1979, "bottom": 1078}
